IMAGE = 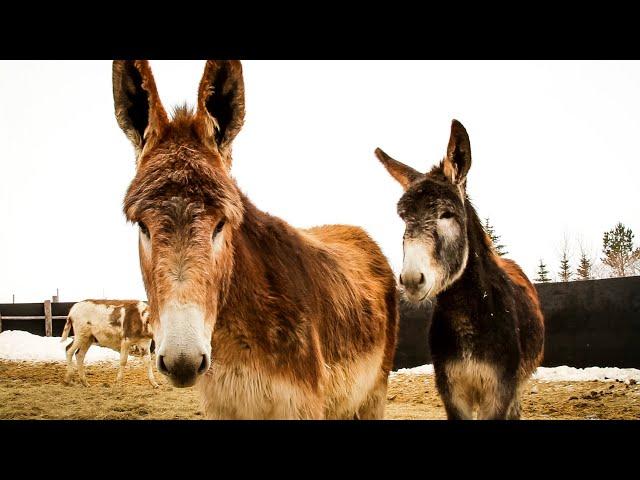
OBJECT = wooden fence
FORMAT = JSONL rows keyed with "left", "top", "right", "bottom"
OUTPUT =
{"left": 0, "top": 300, "right": 72, "bottom": 336}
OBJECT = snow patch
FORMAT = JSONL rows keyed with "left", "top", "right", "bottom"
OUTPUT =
{"left": 532, "top": 365, "right": 640, "bottom": 383}
{"left": 0, "top": 330, "right": 125, "bottom": 364}
{"left": 392, "top": 363, "right": 640, "bottom": 383}
{"left": 390, "top": 364, "right": 434, "bottom": 376}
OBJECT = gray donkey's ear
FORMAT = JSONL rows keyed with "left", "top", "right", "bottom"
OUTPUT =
{"left": 444, "top": 119, "right": 472, "bottom": 185}
{"left": 375, "top": 148, "right": 423, "bottom": 190}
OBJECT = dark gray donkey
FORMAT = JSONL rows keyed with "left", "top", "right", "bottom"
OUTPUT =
{"left": 376, "top": 120, "right": 544, "bottom": 419}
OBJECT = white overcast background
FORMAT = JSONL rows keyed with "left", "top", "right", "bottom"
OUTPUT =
{"left": 0, "top": 60, "right": 639, "bottom": 303}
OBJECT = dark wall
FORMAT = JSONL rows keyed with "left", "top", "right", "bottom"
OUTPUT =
{"left": 392, "top": 301, "right": 432, "bottom": 369}
{"left": 0, "top": 302, "right": 75, "bottom": 336}
{"left": 536, "top": 276, "right": 640, "bottom": 368}
{"left": 392, "top": 276, "right": 640, "bottom": 369}
{"left": 2, "top": 276, "right": 640, "bottom": 369}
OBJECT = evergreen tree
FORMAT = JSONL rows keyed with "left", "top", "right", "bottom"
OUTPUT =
{"left": 601, "top": 222, "right": 640, "bottom": 277}
{"left": 535, "top": 260, "right": 551, "bottom": 283}
{"left": 576, "top": 252, "right": 592, "bottom": 280}
{"left": 558, "top": 252, "right": 571, "bottom": 282}
{"left": 483, "top": 217, "right": 508, "bottom": 256}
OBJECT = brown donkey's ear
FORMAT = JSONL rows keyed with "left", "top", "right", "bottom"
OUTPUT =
{"left": 375, "top": 148, "right": 423, "bottom": 190}
{"left": 196, "top": 60, "right": 245, "bottom": 167}
{"left": 112, "top": 60, "right": 168, "bottom": 159}
{"left": 443, "top": 119, "right": 472, "bottom": 185}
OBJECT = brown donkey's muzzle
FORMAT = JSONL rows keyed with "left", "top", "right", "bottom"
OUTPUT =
{"left": 157, "top": 351, "right": 210, "bottom": 388}
{"left": 155, "top": 303, "right": 212, "bottom": 388}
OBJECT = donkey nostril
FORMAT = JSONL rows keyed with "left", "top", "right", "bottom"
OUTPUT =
{"left": 418, "top": 273, "right": 425, "bottom": 285}
{"left": 158, "top": 355, "right": 169, "bottom": 374}
{"left": 399, "top": 274, "right": 404, "bottom": 286}
{"left": 197, "top": 355, "right": 209, "bottom": 375}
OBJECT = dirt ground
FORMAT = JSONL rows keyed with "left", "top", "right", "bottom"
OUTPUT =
{"left": 1, "top": 359, "right": 639, "bottom": 419}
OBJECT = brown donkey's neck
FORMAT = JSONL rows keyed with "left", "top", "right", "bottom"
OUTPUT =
{"left": 215, "top": 192, "right": 322, "bottom": 330}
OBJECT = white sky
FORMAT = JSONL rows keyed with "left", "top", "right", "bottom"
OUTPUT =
{"left": 1, "top": 60, "right": 639, "bottom": 303}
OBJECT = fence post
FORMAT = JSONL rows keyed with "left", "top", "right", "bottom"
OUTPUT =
{"left": 44, "top": 300, "right": 52, "bottom": 337}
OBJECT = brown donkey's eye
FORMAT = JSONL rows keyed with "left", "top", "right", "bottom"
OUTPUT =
{"left": 439, "top": 211, "right": 455, "bottom": 220}
{"left": 213, "top": 219, "right": 226, "bottom": 239}
{"left": 138, "top": 221, "right": 149, "bottom": 236}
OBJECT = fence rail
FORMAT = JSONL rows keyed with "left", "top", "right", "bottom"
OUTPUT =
{"left": 0, "top": 300, "right": 65, "bottom": 336}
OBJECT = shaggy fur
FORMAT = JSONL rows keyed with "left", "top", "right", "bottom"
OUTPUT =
{"left": 113, "top": 60, "right": 399, "bottom": 419}
{"left": 376, "top": 120, "right": 544, "bottom": 419}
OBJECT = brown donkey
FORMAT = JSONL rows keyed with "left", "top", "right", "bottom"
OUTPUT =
{"left": 376, "top": 120, "right": 544, "bottom": 419}
{"left": 112, "top": 60, "right": 398, "bottom": 419}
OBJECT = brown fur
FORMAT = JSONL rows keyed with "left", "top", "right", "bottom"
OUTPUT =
{"left": 108, "top": 308, "right": 122, "bottom": 327}
{"left": 114, "top": 60, "right": 399, "bottom": 418}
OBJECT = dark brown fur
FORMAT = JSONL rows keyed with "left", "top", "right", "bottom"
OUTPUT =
{"left": 377, "top": 120, "right": 544, "bottom": 420}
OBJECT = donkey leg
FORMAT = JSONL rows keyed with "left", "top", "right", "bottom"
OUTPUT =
{"left": 442, "top": 392, "right": 474, "bottom": 420}
{"left": 434, "top": 366, "right": 474, "bottom": 420}
{"left": 506, "top": 396, "right": 522, "bottom": 420}
{"left": 115, "top": 340, "right": 130, "bottom": 385}
{"left": 505, "top": 381, "right": 526, "bottom": 420}
{"left": 75, "top": 342, "right": 92, "bottom": 387}
{"left": 477, "top": 381, "right": 516, "bottom": 420}
{"left": 356, "top": 379, "right": 388, "bottom": 419}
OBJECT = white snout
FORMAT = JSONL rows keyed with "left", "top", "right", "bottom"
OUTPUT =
{"left": 401, "top": 240, "right": 440, "bottom": 302}
{"left": 155, "top": 302, "right": 212, "bottom": 387}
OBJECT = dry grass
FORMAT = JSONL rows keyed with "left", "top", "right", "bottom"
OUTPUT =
{"left": 385, "top": 372, "right": 640, "bottom": 420}
{"left": 1, "top": 360, "right": 639, "bottom": 419}
{"left": 0, "top": 360, "right": 201, "bottom": 419}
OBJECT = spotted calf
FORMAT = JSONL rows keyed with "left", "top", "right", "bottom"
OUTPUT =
{"left": 61, "top": 299, "right": 159, "bottom": 388}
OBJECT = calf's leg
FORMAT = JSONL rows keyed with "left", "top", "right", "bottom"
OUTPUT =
{"left": 75, "top": 342, "right": 92, "bottom": 387}
{"left": 63, "top": 339, "right": 79, "bottom": 385}
{"left": 141, "top": 341, "right": 159, "bottom": 388}
{"left": 115, "top": 340, "right": 130, "bottom": 384}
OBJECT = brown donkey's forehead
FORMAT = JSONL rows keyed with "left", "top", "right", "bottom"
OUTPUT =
{"left": 123, "top": 139, "right": 242, "bottom": 224}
